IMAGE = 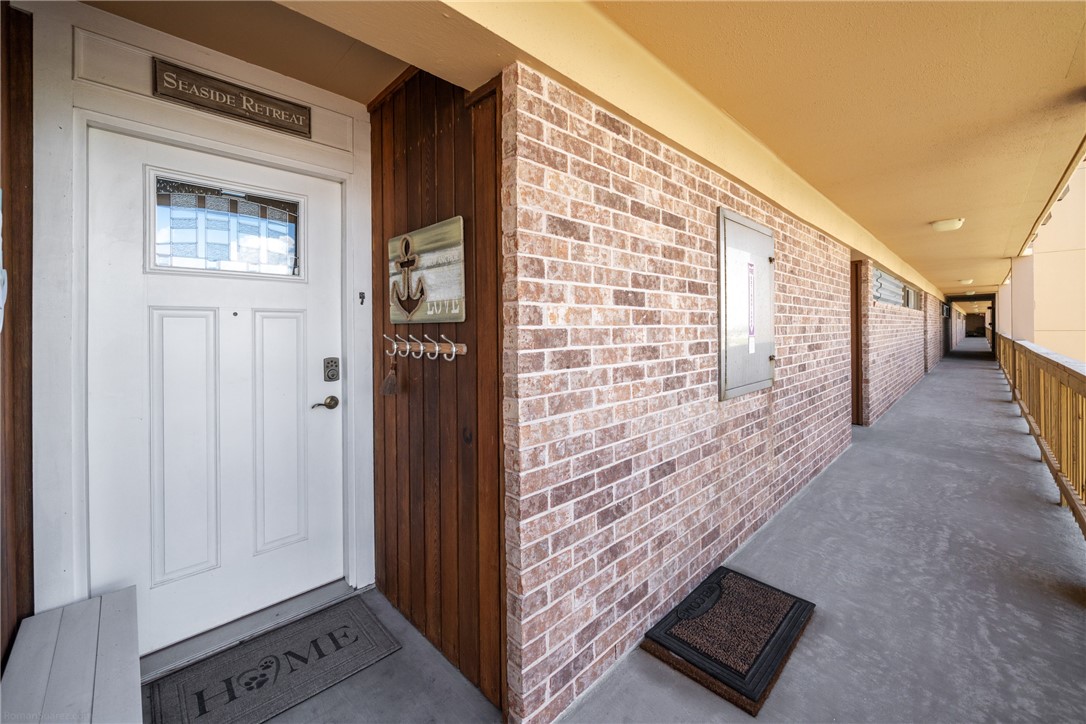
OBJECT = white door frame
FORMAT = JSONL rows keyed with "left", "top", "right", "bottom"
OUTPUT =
{"left": 22, "top": 0, "right": 375, "bottom": 613}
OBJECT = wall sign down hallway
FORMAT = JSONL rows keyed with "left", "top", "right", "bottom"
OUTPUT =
{"left": 369, "top": 70, "right": 505, "bottom": 709}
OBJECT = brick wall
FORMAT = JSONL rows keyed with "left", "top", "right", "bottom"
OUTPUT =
{"left": 500, "top": 62, "right": 853, "bottom": 722}
{"left": 924, "top": 292, "right": 945, "bottom": 372}
{"left": 858, "top": 261, "right": 926, "bottom": 425}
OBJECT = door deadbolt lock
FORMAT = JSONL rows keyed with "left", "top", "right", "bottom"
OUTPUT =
{"left": 323, "top": 357, "right": 340, "bottom": 382}
{"left": 311, "top": 395, "right": 339, "bottom": 410}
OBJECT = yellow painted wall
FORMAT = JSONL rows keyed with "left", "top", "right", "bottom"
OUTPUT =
{"left": 996, "top": 285, "right": 1013, "bottom": 337}
{"left": 1011, "top": 256, "right": 1036, "bottom": 343}
{"left": 1032, "top": 161, "right": 1086, "bottom": 362}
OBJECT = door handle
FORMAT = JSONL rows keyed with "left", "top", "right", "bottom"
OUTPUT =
{"left": 311, "top": 395, "right": 339, "bottom": 410}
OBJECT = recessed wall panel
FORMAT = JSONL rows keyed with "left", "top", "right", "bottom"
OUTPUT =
{"left": 254, "top": 310, "right": 307, "bottom": 553}
{"left": 150, "top": 308, "right": 220, "bottom": 585}
{"left": 719, "top": 209, "right": 776, "bottom": 399}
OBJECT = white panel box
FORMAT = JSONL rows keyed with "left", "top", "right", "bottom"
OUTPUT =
{"left": 719, "top": 209, "right": 775, "bottom": 399}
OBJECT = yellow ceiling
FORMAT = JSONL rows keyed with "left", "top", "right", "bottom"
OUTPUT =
{"left": 90, "top": 1, "right": 1085, "bottom": 302}
{"left": 591, "top": 1, "right": 1086, "bottom": 298}
{"left": 953, "top": 299, "right": 993, "bottom": 315}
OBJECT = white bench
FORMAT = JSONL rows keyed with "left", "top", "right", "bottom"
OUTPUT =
{"left": 1, "top": 587, "right": 141, "bottom": 723}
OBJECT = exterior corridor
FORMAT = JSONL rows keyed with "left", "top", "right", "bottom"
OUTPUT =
{"left": 562, "top": 338, "right": 1086, "bottom": 722}
{"left": 3, "top": 6, "right": 1084, "bottom": 721}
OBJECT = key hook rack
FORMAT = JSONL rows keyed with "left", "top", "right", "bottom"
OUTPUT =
{"left": 383, "top": 333, "right": 467, "bottom": 362}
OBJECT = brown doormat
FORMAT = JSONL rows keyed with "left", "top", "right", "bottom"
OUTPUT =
{"left": 147, "top": 597, "right": 400, "bottom": 724}
{"left": 641, "top": 567, "right": 814, "bottom": 716}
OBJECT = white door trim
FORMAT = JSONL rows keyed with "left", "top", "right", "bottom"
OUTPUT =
{"left": 23, "top": 0, "right": 375, "bottom": 612}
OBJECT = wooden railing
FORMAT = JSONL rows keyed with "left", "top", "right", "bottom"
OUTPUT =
{"left": 995, "top": 334, "right": 1086, "bottom": 540}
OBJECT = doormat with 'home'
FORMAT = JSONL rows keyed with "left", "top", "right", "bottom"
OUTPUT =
{"left": 147, "top": 597, "right": 400, "bottom": 724}
{"left": 641, "top": 567, "right": 814, "bottom": 716}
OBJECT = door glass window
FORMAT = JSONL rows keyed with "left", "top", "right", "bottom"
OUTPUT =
{"left": 154, "top": 177, "right": 299, "bottom": 276}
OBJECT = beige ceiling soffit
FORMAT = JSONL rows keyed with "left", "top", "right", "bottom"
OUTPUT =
{"left": 89, "top": 1, "right": 407, "bottom": 104}
{"left": 367, "top": 66, "right": 421, "bottom": 109}
{"left": 279, "top": 1, "right": 520, "bottom": 92}
{"left": 442, "top": 0, "right": 943, "bottom": 298}
{"left": 1017, "top": 133, "right": 1086, "bottom": 258}
{"left": 282, "top": 0, "right": 941, "bottom": 297}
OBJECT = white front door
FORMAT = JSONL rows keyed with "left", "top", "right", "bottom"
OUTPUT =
{"left": 87, "top": 128, "right": 345, "bottom": 654}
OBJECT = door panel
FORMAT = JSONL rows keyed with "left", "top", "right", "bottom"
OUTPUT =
{"left": 150, "top": 307, "right": 219, "bottom": 584}
{"left": 87, "top": 129, "right": 344, "bottom": 654}
{"left": 253, "top": 310, "right": 307, "bottom": 552}
{"left": 370, "top": 71, "right": 504, "bottom": 708}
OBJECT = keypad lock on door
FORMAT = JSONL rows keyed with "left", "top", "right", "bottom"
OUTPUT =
{"left": 324, "top": 357, "right": 340, "bottom": 382}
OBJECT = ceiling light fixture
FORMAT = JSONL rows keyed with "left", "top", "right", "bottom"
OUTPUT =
{"left": 930, "top": 218, "right": 965, "bottom": 232}
{"left": 958, "top": 279, "right": 973, "bottom": 285}
{"left": 966, "top": 291, "right": 976, "bottom": 295}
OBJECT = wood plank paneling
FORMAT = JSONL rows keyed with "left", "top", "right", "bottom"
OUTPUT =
{"left": 0, "top": 607, "right": 59, "bottom": 721}
{"left": 1, "top": 2, "right": 35, "bottom": 671}
{"left": 472, "top": 89, "right": 502, "bottom": 706}
{"left": 435, "top": 79, "right": 461, "bottom": 666}
{"left": 404, "top": 74, "right": 426, "bottom": 631}
{"left": 418, "top": 71, "right": 442, "bottom": 647}
{"left": 454, "top": 82, "right": 481, "bottom": 688}
{"left": 369, "top": 70, "right": 504, "bottom": 709}
{"left": 91, "top": 587, "right": 142, "bottom": 724}
{"left": 42, "top": 597, "right": 101, "bottom": 723}
{"left": 850, "top": 260, "right": 864, "bottom": 425}
{"left": 380, "top": 101, "right": 399, "bottom": 608}
{"left": 393, "top": 87, "right": 411, "bottom": 613}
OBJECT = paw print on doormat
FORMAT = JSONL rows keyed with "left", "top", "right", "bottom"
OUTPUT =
{"left": 259, "top": 656, "right": 281, "bottom": 684}
{"left": 236, "top": 655, "right": 281, "bottom": 692}
{"left": 238, "top": 670, "right": 269, "bottom": 691}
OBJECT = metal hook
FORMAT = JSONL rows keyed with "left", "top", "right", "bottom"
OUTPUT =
{"left": 440, "top": 334, "right": 458, "bottom": 362}
{"left": 408, "top": 334, "right": 425, "bottom": 359}
{"left": 382, "top": 334, "right": 397, "bottom": 357}
{"left": 423, "top": 334, "right": 440, "bottom": 360}
{"left": 394, "top": 334, "right": 410, "bottom": 357}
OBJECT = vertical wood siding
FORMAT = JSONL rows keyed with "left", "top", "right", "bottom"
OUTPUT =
{"left": 369, "top": 70, "right": 504, "bottom": 709}
{"left": 1, "top": 2, "right": 35, "bottom": 670}
{"left": 851, "top": 261, "right": 864, "bottom": 425}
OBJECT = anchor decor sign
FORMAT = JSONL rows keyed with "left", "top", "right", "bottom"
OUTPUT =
{"left": 387, "top": 216, "right": 466, "bottom": 324}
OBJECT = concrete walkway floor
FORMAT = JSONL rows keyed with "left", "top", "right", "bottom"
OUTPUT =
{"left": 268, "top": 588, "right": 501, "bottom": 723}
{"left": 562, "top": 338, "right": 1086, "bottom": 723}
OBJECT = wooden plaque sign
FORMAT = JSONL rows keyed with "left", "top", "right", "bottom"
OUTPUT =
{"left": 152, "top": 58, "right": 311, "bottom": 138}
{"left": 388, "top": 217, "right": 465, "bottom": 324}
